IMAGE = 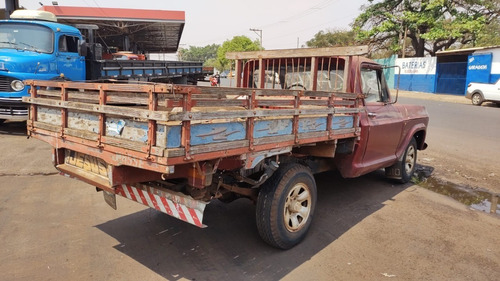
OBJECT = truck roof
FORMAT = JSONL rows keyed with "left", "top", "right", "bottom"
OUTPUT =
{"left": 39, "top": 5, "right": 185, "bottom": 53}
{"left": 0, "top": 18, "right": 81, "bottom": 34}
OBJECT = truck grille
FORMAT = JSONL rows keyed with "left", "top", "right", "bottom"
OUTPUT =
{"left": 0, "top": 76, "right": 13, "bottom": 92}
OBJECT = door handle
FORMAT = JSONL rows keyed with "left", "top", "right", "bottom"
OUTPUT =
{"left": 368, "top": 112, "right": 377, "bottom": 118}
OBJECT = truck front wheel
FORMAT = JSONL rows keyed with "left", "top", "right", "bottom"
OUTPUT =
{"left": 385, "top": 138, "right": 418, "bottom": 183}
{"left": 256, "top": 163, "right": 317, "bottom": 249}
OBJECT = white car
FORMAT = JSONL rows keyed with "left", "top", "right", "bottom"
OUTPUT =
{"left": 466, "top": 79, "right": 500, "bottom": 106}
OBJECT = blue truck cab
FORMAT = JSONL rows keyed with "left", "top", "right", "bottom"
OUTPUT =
{"left": 0, "top": 10, "right": 85, "bottom": 121}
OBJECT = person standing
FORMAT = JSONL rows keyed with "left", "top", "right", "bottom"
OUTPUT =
{"left": 215, "top": 72, "right": 221, "bottom": 87}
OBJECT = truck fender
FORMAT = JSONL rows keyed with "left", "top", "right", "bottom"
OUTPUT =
{"left": 395, "top": 124, "right": 427, "bottom": 161}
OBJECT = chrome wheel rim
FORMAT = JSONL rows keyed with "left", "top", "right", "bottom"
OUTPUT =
{"left": 472, "top": 94, "right": 481, "bottom": 105}
{"left": 283, "top": 183, "right": 311, "bottom": 232}
{"left": 405, "top": 145, "right": 416, "bottom": 175}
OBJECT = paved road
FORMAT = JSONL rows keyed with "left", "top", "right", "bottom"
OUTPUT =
{"left": 399, "top": 96, "right": 500, "bottom": 192}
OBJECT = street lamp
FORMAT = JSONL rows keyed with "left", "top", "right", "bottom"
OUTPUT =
{"left": 250, "top": 28, "right": 263, "bottom": 49}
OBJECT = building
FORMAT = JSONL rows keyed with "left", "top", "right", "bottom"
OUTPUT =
{"left": 393, "top": 46, "right": 500, "bottom": 95}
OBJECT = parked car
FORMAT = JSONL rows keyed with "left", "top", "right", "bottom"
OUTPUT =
{"left": 220, "top": 71, "right": 229, "bottom": 78}
{"left": 466, "top": 79, "right": 500, "bottom": 106}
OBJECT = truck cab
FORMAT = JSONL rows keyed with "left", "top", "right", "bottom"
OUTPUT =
{"left": 0, "top": 10, "right": 85, "bottom": 121}
{"left": 232, "top": 50, "right": 428, "bottom": 182}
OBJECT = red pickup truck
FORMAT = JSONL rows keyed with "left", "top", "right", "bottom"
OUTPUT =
{"left": 23, "top": 46, "right": 428, "bottom": 249}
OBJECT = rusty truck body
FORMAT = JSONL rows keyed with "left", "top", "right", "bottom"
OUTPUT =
{"left": 23, "top": 46, "right": 429, "bottom": 249}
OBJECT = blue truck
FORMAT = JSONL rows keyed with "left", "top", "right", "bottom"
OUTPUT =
{"left": 0, "top": 10, "right": 207, "bottom": 123}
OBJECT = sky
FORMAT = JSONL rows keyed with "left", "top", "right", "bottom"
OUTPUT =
{"left": 5, "top": 0, "right": 370, "bottom": 50}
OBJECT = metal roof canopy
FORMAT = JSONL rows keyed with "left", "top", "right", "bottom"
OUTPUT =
{"left": 39, "top": 6, "right": 185, "bottom": 53}
{"left": 436, "top": 45, "right": 500, "bottom": 56}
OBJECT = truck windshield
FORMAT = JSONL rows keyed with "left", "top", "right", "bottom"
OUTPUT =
{"left": 0, "top": 23, "right": 54, "bottom": 53}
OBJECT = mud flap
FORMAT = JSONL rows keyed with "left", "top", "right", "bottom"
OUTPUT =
{"left": 103, "top": 190, "right": 117, "bottom": 210}
{"left": 114, "top": 183, "right": 208, "bottom": 228}
{"left": 385, "top": 163, "right": 403, "bottom": 180}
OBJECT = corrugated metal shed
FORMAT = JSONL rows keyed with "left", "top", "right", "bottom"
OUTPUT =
{"left": 39, "top": 5, "right": 185, "bottom": 53}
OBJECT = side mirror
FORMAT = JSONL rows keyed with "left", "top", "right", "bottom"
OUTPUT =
{"left": 381, "top": 65, "right": 401, "bottom": 104}
{"left": 78, "top": 40, "right": 87, "bottom": 57}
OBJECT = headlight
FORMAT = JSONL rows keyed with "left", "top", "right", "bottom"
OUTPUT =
{"left": 11, "top": 80, "right": 25, "bottom": 91}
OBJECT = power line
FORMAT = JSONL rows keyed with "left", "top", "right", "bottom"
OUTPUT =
{"left": 183, "top": 0, "right": 339, "bottom": 47}
{"left": 258, "top": 0, "right": 337, "bottom": 29}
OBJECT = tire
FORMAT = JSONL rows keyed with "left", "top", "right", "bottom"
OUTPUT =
{"left": 286, "top": 83, "right": 306, "bottom": 90}
{"left": 400, "top": 138, "right": 418, "bottom": 183}
{"left": 256, "top": 163, "right": 317, "bottom": 249}
{"left": 385, "top": 138, "right": 418, "bottom": 183}
{"left": 471, "top": 93, "right": 483, "bottom": 106}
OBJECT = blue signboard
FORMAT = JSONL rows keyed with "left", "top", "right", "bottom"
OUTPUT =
{"left": 466, "top": 53, "right": 492, "bottom": 88}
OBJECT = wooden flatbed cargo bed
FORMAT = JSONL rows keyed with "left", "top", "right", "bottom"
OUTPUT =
{"left": 23, "top": 80, "right": 362, "bottom": 175}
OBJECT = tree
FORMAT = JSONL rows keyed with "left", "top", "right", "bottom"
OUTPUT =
{"left": 353, "top": 0, "right": 500, "bottom": 57}
{"left": 306, "top": 29, "right": 362, "bottom": 48}
{"left": 475, "top": 18, "right": 500, "bottom": 47}
{"left": 178, "top": 44, "right": 219, "bottom": 62}
{"left": 203, "top": 58, "right": 223, "bottom": 71}
{"left": 217, "top": 36, "right": 262, "bottom": 70}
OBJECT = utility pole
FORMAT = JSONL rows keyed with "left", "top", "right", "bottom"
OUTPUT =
{"left": 249, "top": 28, "right": 263, "bottom": 49}
{"left": 4, "top": 0, "right": 19, "bottom": 19}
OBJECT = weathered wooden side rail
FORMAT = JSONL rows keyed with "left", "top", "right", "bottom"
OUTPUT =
{"left": 23, "top": 80, "right": 363, "bottom": 174}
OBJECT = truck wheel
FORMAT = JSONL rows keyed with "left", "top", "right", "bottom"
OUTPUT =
{"left": 256, "top": 163, "right": 316, "bottom": 249}
{"left": 385, "top": 138, "right": 417, "bottom": 183}
{"left": 471, "top": 93, "right": 483, "bottom": 106}
{"left": 400, "top": 138, "right": 417, "bottom": 183}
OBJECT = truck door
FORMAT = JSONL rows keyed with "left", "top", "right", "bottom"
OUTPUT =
{"left": 56, "top": 34, "right": 85, "bottom": 81}
{"left": 360, "top": 66, "right": 404, "bottom": 167}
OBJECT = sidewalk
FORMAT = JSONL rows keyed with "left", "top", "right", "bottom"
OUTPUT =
{"left": 396, "top": 89, "right": 469, "bottom": 104}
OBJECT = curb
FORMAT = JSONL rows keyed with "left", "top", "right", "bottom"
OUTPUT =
{"left": 394, "top": 89, "right": 470, "bottom": 105}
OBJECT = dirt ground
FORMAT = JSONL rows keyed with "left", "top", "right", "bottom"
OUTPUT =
{"left": 398, "top": 90, "right": 500, "bottom": 195}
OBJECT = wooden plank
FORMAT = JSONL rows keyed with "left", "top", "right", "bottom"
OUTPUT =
{"left": 39, "top": 89, "right": 155, "bottom": 106}
{"left": 226, "top": 46, "right": 369, "bottom": 60}
{"left": 64, "top": 127, "right": 99, "bottom": 142}
{"left": 253, "top": 135, "right": 295, "bottom": 145}
{"left": 332, "top": 128, "right": 357, "bottom": 135}
{"left": 25, "top": 97, "right": 169, "bottom": 121}
{"left": 189, "top": 140, "right": 250, "bottom": 155}
{"left": 192, "top": 100, "right": 247, "bottom": 107}
{"left": 335, "top": 108, "right": 362, "bottom": 114}
{"left": 168, "top": 108, "right": 343, "bottom": 121}
{"left": 32, "top": 121, "right": 60, "bottom": 134}
{"left": 103, "top": 136, "right": 163, "bottom": 157}
{"left": 195, "top": 86, "right": 300, "bottom": 97}
{"left": 297, "top": 131, "right": 329, "bottom": 140}
{"left": 164, "top": 148, "right": 185, "bottom": 158}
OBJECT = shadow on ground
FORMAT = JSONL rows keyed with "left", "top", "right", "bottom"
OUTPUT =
{"left": 0, "top": 121, "right": 27, "bottom": 136}
{"left": 95, "top": 170, "right": 412, "bottom": 280}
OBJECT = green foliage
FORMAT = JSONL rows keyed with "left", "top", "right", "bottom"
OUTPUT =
{"left": 178, "top": 44, "right": 219, "bottom": 62}
{"left": 217, "top": 36, "right": 262, "bottom": 70}
{"left": 353, "top": 0, "right": 500, "bottom": 57}
{"left": 203, "top": 58, "right": 223, "bottom": 71}
{"left": 475, "top": 18, "right": 500, "bottom": 47}
{"left": 306, "top": 29, "right": 362, "bottom": 48}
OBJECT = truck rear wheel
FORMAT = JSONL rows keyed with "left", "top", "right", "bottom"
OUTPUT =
{"left": 256, "top": 163, "right": 316, "bottom": 249}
